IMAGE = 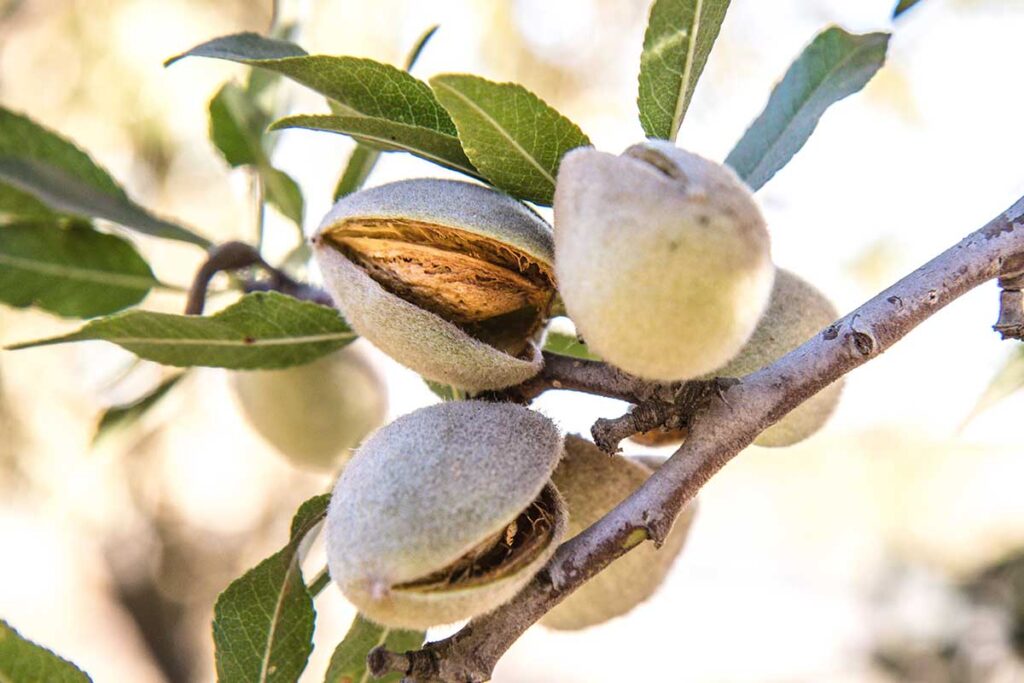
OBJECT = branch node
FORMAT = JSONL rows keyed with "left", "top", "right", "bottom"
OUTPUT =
{"left": 994, "top": 274, "right": 1024, "bottom": 340}
{"left": 368, "top": 646, "right": 411, "bottom": 678}
{"left": 846, "top": 314, "right": 878, "bottom": 357}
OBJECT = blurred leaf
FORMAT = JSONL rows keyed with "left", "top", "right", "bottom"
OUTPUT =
{"left": 893, "top": 0, "right": 923, "bottom": 18}
{"left": 209, "top": 83, "right": 304, "bottom": 228}
{"left": 543, "top": 329, "right": 600, "bottom": 361}
{"left": 209, "top": 82, "right": 270, "bottom": 167}
{"left": 0, "top": 183, "right": 56, "bottom": 219}
{"left": 213, "top": 494, "right": 330, "bottom": 683}
{"left": 965, "top": 346, "right": 1024, "bottom": 425}
{"left": 0, "top": 107, "right": 210, "bottom": 247}
{"left": 0, "top": 220, "right": 156, "bottom": 317}
{"left": 247, "top": 24, "right": 302, "bottom": 97}
{"left": 328, "top": 24, "right": 443, "bottom": 202}
{"left": 281, "top": 241, "right": 312, "bottom": 273}
{"left": 324, "top": 615, "right": 424, "bottom": 683}
{"left": 430, "top": 74, "right": 590, "bottom": 205}
{"left": 725, "top": 27, "right": 889, "bottom": 191}
{"left": 7, "top": 291, "right": 355, "bottom": 369}
{"left": 405, "top": 25, "right": 439, "bottom": 72}
{"left": 333, "top": 144, "right": 381, "bottom": 201}
{"left": 271, "top": 115, "right": 479, "bottom": 179}
{"left": 637, "top": 0, "right": 732, "bottom": 141}
{"left": 93, "top": 373, "right": 185, "bottom": 444}
{"left": 263, "top": 166, "right": 304, "bottom": 227}
{"left": 0, "top": 619, "right": 91, "bottom": 682}
{"left": 423, "top": 379, "right": 465, "bottom": 401}
{"left": 168, "top": 34, "right": 455, "bottom": 136}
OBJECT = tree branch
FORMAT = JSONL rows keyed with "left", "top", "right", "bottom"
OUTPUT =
{"left": 184, "top": 240, "right": 333, "bottom": 315}
{"left": 370, "top": 195, "right": 1024, "bottom": 683}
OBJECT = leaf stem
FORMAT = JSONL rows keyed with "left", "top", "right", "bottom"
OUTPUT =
{"left": 308, "top": 567, "right": 331, "bottom": 596}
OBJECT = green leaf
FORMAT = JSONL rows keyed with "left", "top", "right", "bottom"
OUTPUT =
{"left": 263, "top": 167, "right": 304, "bottom": 227}
{"left": 213, "top": 494, "right": 330, "bottom": 683}
{"left": 422, "top": 379, "right": 465, "bottom": 402}
{"left": 893, "top": 0, "right": 923, "bottom": 18}
{"left": 168, "top": 32, "right": 308, "bottom": 64}
{"left": 271, "top": 115, "right": 479, "bottom": 180}
{"left": 0, "top": 183, "right": 56, "bottom": 220}
{"left": 543, "top": 329, "right": 600, "bottom": 361}
{"left": 168, "top": 34, "right": 455, "bottom": 135}
{"left": 725, "top": 27, "right": 889, "bottom": 191}
{"left": 326, "top": 24, "right": 443, "bottom": 202}
{"left": 93, "top": 373, "right": 185, "bottom": 444}
{"left": 324, "top": 615, "right": 424, "bottom": 683}
{"left": 965, "top": 346, "right": 1024, "bottom": 425}
{"left": 0, "top": 220, "right": 156, "bottom": 318}
{"left": 333, "top": 144, "right": 381, "bottom": 201}
{"left": 209, "top": 82, "right": 270, "bottom": 168}
{"left": 247, "top": 24, "right": 303, "bottom": 98}
{"left": 0, "top": 107, "right": 210, "bottom": 247}
{"left": 209, "top": 83, "right": 304, "bottom": 228}
{"left": 7, "top": 291, "right": 356, "bottom": 370}
{"left": 404, "top": 25, "right": 439, "bottom": 72}
{"left": 637, "top": 0, "right": 732, "bottom": 141}
{"left": 430, "top": 74, "right": 590, "bottom": 205}
{"left": 0, "top": 619, "right": 91, "bottom": 682}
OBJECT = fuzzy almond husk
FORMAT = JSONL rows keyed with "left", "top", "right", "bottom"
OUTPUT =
{"left": 326, "top": 401, "right": 566, "bottom": 629}
{"left": 554, "top": 140, "right": 774, "bottom": 381}
{"left": 230, "top": 346, "right": 386, "bottom": 471}
{"left": 541, "top": 435, "right": 697, "bottom": 630}
{"left": 712, "top": 268, "right": 843, "bottom": 447}
{"left": 314, "top": 178, "right": 555, "bottom": 392}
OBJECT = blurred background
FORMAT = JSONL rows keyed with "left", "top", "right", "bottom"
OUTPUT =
{"left": 1, "top": 0, "right": 1024, "bottom": 680}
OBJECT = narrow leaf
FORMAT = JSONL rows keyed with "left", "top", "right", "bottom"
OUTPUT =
{"left": 213, "top": 494, "right": 330, "bottom": 683}
{"left": 893, "top": 0, "right": 923, "bottom": 18}
{"left": 0, "top": 157, "right": 210, "bottom": 247}
{"left": 167, "top": 32, "right": 308, "bottom": 64}
{"left": 7, "top": 291, "right": 356, "bottom": 370}
{"left": 328, "top": 24, "right": 443, "bottom": 202}
{"left": 965, "top": 346, "right": 1024, "bottom": 425}
{"left": 168, "top": 34, "right": 455, "bottom": 135}
{"left": 263, "top": 167, "right": 304, "bottom": 226}
{"left": 725, "top": 27, "right": 890, "bottom": 191}
{"left": 334, "top": 144, "right": 381, "bottom": 201}
{"left": 247, "top": 24, "right": 304, "bottom": 97}
{"left": 324, "top": 615, "right": 424, "bottom": 683}
{"left": 637, "top": 0, "right": 732, "bottom": 141}
{"left": 405, "top": 25, "right": 440, "bottom": 71}
{"left": 0, "top": 107, "right": 210, "bottom": 247}
{"left": 93, "top": 373, "right": 185, "bottom": 444}
{"left": 423, "top": 379, "right": 464, "bottom": 402}
{"left": 209, "top": 83, "right": 304, "bottom": 228}
{"left": 0, "top": 619, "right": 91, "bottom": 682}
{"left": 430, "top": 74, "right": 590, "bottom": 205}
{"left": 543, "top": 329, "right": 600, "bottom": 361}
{"left": 209, "top": 82, "right": 270, "bottom": 168}
{"left": 0, "top": 220, "right": 156, "bottom": 318}
{"left": 271, "top": 115, "right": 479, "bottom": 179}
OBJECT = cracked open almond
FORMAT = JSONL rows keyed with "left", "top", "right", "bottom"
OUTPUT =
{"left": 325, "top": 401, "right": 567, "bottom": 629}
{"left": 313, "top": 179, "right": 556, "bottom": 391}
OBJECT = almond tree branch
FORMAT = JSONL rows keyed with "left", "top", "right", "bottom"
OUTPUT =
{"left": 369, "top": 195, "right": 1024, "bottom": 683}
{"left": 184, "top": 240, "right": 332, "bottom": 315}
